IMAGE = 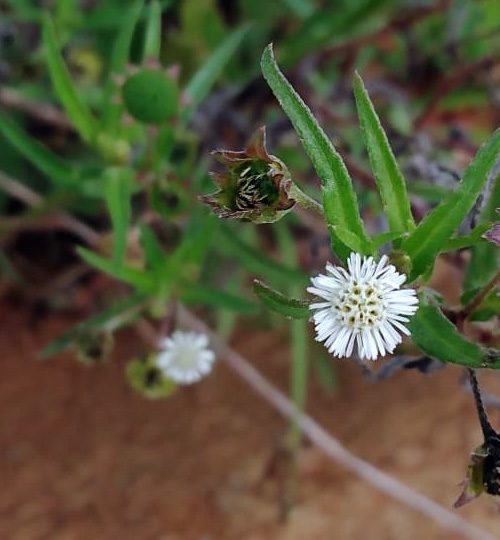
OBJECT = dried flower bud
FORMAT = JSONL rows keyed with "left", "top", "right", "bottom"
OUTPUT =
{"left": 455, "top": 370, "right": 500, "bottom": 507}
{"left": 483, "top": 223, "right": 500, "bottom": 247}
{"left": 126, "top": 355, "right": 177, "bottom": 399}
{"left": 72, "top": 330, "right": 113, "bottom": 365}
{"left": 454, "top": 445, "right": 487, "bottom": 508}
{"left": 201, "top": 126, "right": 295, "bottom": 223}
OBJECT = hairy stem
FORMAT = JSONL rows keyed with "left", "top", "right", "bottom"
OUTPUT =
{"left": 288, "top": 182, "right": 324, "bottom": 215}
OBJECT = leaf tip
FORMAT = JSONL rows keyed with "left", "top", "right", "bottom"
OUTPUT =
{"left": 262, "top": 43, "right": 275, "bottom": 62}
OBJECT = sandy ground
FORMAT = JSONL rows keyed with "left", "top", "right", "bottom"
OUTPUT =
{"left": 1, "top": 301, "right": 500, "bottom": 540}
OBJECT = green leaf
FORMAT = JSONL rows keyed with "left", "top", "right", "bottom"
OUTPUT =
{"left": 40, "top": 292, "right": 145, "bottom": 358}
{"left": 442, "top": 223, "right": 491, "bottom": 252}
{"left": 102, "top": 0, "right": 144, "bottom": 131}
{"left": 139, "top": 224, "right": 166, "bottom": 272}
{"left": 142, "top": 0, "right": 162, "bottom": 61}
{"left": 261, "top": 44, "right": 371, "bottom": 260}
{"left": 402, "top": 129, "right": 500, "bottom": 280}
{"left": 253, "top": 279, "right": 310, "bottom": 319}
{"left": 463, "top": 175, "right": 500, "bottom": 294}
{"left": 408, "top": 302, "right": 498, "bottom": 368}
{"left": 42, "top": 14, "right": 97, "bottom": 143}
{"left": 0, "top": 112, "right": 77, "bottom": 188}
{"left": 372, "top": 230, "right": 406, "bottom": 250}
{"left": 467, "top": 289, "right": 500, "bottom": 322}
{"left": 280, "top": 0, "right": 391, "bottom": 66}
{"left": 330, "top": 225, "right": 374, "bottom": 255}
{"left": 219, "top": 225, "right": 307, "bottom": 284}
{"left": 104, "top": 167, "right": 132, "bottom": 270}
{"left": 408, "top": 180, "right": 452, "bottom": 204}
{"left": 78, "top": 247, "right": 153, "bottom": 291}
{"left": 182, "top": 283, "right": 258, "bottom": 314}
{"left": 182, "top": 25, "right": 248, "bottom": 124}
{"left": 353, "top": 72, "right": 414, "bottom": 237}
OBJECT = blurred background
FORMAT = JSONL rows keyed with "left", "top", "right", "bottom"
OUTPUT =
{"left": 0, "top": 0, "right": 499, "bottom": 538}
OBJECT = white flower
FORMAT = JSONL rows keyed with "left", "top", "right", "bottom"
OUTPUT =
{"left": 308, "top": 253, "right": 419, "bottom": 361}
{"left": 156, "top": 331, "right": 216, "bottom": 384}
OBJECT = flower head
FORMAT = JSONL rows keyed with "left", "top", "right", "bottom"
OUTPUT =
{"left": 201, "top": 127, "right": 295, "bottom": 223}
{"left": 156, "top": 331, "right": 215, "bottom": 384}
{"left": 308, "top": 253, "right": 419, "bottom": 361}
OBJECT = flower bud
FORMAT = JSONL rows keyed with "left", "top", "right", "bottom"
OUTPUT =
{"left": 201, "top": 127, "right": 295, "bottom": 223}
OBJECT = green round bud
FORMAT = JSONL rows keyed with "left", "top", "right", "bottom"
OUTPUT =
{"left": 122, "top": 69, "right": 178, "bottom": 124}
{"left": 96, "top": 132, "right": 131, "bottom": 164}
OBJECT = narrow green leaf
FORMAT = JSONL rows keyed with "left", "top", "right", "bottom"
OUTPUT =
{"left": 182, "top": 26, "right": 248, "bottom": 124}
{"left": 402, "top": 129, "right": 500, "bottom": 280}
{"left": 219, "top": 225, "right": 307, "bottom": 284}
{"left": 104, "top": 167, "right": 132, "bottom": 270}
{"left": 139, "top": 224, "right": 166, "bottom": 272}
{"left": 40, "top": 292, "right": 145, "bottom": 358}
{"left": 102, "top": 0, "right": 144, "bottom": 130}
{"left": 42, "top": 14, "right": 97, "bottom": 143}
{"left": 182, "top": 283, "right": 258, "bottom": 314}
{"left": 372, "top": 230, "right": 406, "bottom": 249}
{"left": 353, "top": 72, "right": 414, "bottom": 236}
{"left": 0, "top": 112, "right": 77, "bottom": 187}
{"left": 408, "top": 303, "right": 497, "bottom": 368}
{"left": 280, "top": 0, "right": 391, "bottom": 66}
{"left": 143, "top": 0, "right": 162, "bottom": 61}
{"left": 330, "top": 225, "right": 374, "bottom": 255}
{"left": 408, "top": 180, "right": 452, "bottom": 203}
{"left": 463, "top": 175, "right": 500, "bottom": 293}
{"left": 261, "top": 44, "right": 371, "bottom": 260}
{"left": 78, "top": 247, "right": 153, "bottom": 291}
{"left": 442, "top": 223, "right": 491, "bottom": 252}
{"left": 253, "top": 279, "right": 310, "bottom": 319}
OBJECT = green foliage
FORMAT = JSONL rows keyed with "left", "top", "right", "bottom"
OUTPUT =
{"left": 463, "top": 176, "right": 500, "bottom": 295}
{"left": 101, "top": 0, "right": 145, "bottom": 131}
{"left": 143, "top": 0, "right": 162, "bottom": 61}
{"left": 183, "top": 26, "right": 249, "bottom": 123}
{"left": 402, "top": 129, "right": 500, "bottom": 281}
{"left": 0, "top": 113, "right": 78, "bottom": 188}
{"left": 42, "top": 14, "right": 98, "bottom": 143}
{"left": 104, "top": 167, "right": 132, "bottom": 269}
{"left": 408, "top": 302, "right": 496, "bottom": 369}
{"left": 261, "top": 44, "right": 371, "bottom": 261}
{"left": 253, "top": 279, "right": 310, "bottom": 319}
{"left": 2, "top": 0, "right": 499, "bottom": 416}
{"left": 353, "top": 73, "right": 414, "bottom": 237}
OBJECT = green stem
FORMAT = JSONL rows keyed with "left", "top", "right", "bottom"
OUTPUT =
{"left": 275, "top": 221, "right": 308, "bottom": 516}
{"left": 288, "top": 182, "right": 323, "bottom": 215}
{"left": 462, "top": 270, "right": 500, "bottom": 320}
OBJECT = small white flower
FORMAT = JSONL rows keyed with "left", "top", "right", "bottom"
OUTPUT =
{"left": 156, "top": 331, "right": 216, "bottom": 384}
{"left": 308, "top": 253, "right": 419, "bottom": 361}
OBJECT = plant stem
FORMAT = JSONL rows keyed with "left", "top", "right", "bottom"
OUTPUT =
{"left": 275, "top": 221, "right": 308, "bottom": 516}
{"left": 467, "top": 368, "right": 496, "bottom": 441}
{"left": 288, "top": 182, "right": 324, "bottom": 215}
{"left": 461, "top": 271, "right": 500, "bottom": 319}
